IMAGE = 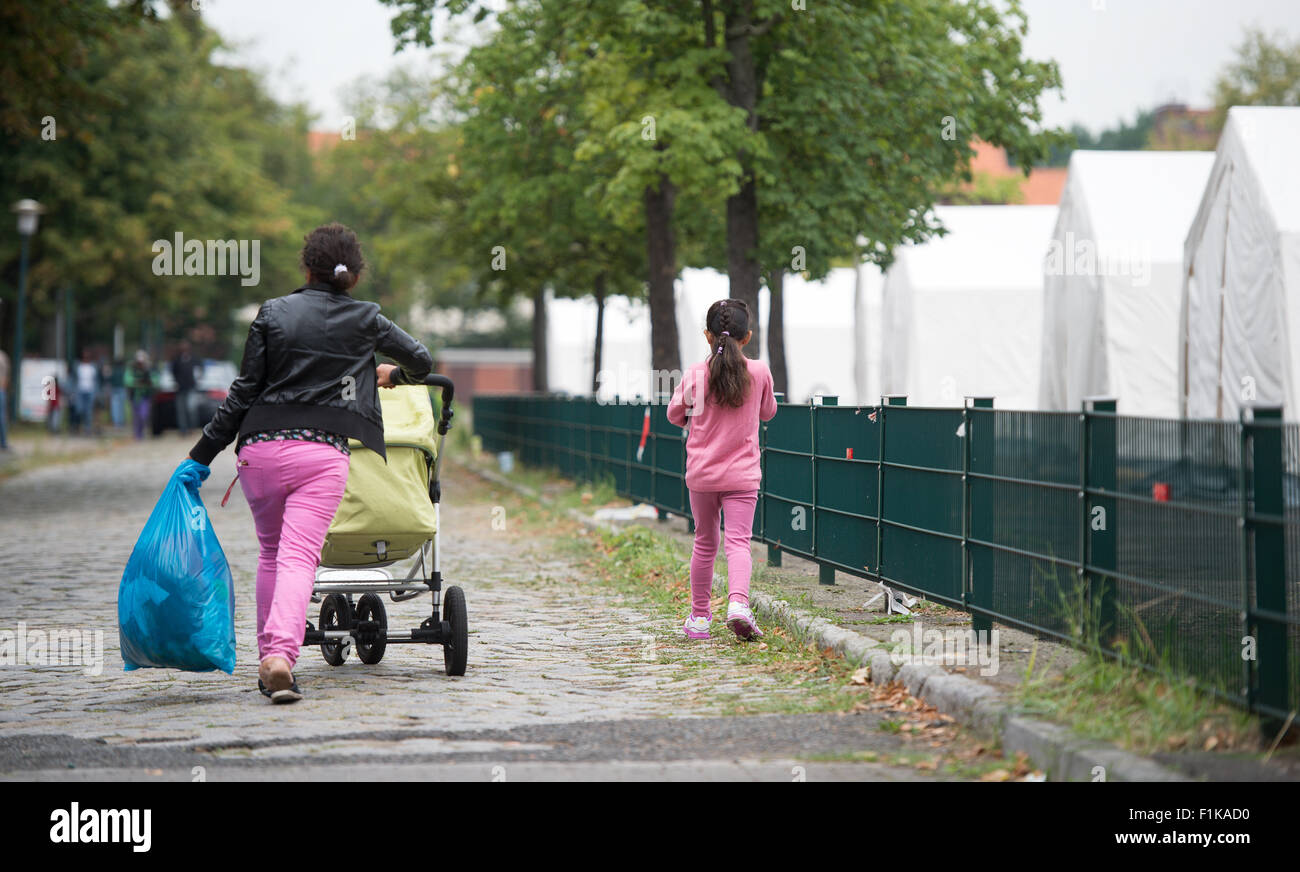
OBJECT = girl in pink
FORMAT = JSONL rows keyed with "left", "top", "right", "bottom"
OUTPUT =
{"left": 667, "top": 299, "right": 778, "bottom": 640}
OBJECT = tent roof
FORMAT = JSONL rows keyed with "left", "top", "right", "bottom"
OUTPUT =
{"left": 547, "top": 294, "right": 649, "bottom": 342}
{"left": 1063, "top": 150, "right": 1215, "bottom": 262}
{"left": 896, "top": 205, "right": 1057, "bottom": 291}
{"left": 1226, "top": 106, "right": 1300, "bottom": 234}
{"left": 677, "top": 267, "right": 866, "bottom": 330}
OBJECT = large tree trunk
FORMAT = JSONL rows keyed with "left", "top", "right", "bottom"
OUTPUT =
{"left": 645, "top": 175, "right": 681, "bottom": 391}
{"left": 724, "top": 0, "right": 762, "bottom": 358}
{"left": 531, "top": 284, "right": 548, "bottom": 392}
{"left": 591, "top": 272, "right": 606, "bottom": 394}
{"left": 767, "top": 269, "right": 788, "bottom": 395}
{"left": 727, "top": 177, "right": 761, "bottom": 359}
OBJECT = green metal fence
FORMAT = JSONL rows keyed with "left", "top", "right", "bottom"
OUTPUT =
{"left": 474, "top": 393, "right": 1299, "bottom": 722}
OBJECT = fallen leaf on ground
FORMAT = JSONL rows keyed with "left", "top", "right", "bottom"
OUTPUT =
{"left": 1011, "top": 751, "right": 1032, "bottom": 777}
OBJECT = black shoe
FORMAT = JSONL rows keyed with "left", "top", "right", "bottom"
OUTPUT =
{"left": 258, "top": 677, "right": 304, "bottom": 704}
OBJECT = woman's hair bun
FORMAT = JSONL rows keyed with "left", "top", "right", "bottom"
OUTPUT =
{"left": 300, "top": 223, "right": 365, "bottom": 291}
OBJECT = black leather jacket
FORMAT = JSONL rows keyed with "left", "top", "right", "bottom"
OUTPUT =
{"left": 189, "top": 282, "right": 433, "bottom": 465}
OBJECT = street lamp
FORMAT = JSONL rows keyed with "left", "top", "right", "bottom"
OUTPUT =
{"left": 10, "top": 198, "right": 45, "bottom": 424}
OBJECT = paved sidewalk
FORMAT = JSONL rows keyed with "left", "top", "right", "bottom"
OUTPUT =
{"left": 467, "top": 456, "right": 1300, "bottom": 781}
{"left": 0, "top": 427, "right": 123, "bottom": 481}
{"left": 0, "top": 440, "right": 974, "bottom": 780}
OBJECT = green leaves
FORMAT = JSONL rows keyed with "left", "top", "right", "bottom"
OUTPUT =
{"left": 0, "top": 3, "right": 309, "bottom": 347}
{"left": 445, "top": 0, "right": 647, "bottom": 305}
{"left": 384, "top": 0, "right": 1067, "bottom": 363}
{"left": 1, "top": 0, "right": 1072, "bottom": 367}
{"left": 1211, "top": 27, "right": 1300, "bottom": 131}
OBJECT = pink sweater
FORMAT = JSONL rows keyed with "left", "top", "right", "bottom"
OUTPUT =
{"left": 667, "top": 357, "right": 778, "bottom": 492}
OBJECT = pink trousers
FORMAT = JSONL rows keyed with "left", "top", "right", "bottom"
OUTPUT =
{"left": 237, "top": 440, "right": 349, "bottom": 668}
{"left": 688, "top": 489, "right": 758, "bottom": 619}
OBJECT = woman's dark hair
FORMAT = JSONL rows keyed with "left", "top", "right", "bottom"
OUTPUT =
{"left": 300, "top": 222, "right": 365, "bottom": 292}
{"left": 705, "top": 298, "right": 752, "bottom": 408}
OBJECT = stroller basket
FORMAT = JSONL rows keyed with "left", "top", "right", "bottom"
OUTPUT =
{"left": 321, "top": 384, "right": 439, "bottom": 566}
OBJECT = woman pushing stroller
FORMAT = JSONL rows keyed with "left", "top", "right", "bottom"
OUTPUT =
{"left": 188, "top": 223, "right": 434, "bottom": 703}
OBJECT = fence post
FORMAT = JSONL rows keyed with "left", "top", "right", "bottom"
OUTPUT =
{"left": 764, "top": 397, "right": 780, "bottom": 567}
{"left": 585, "top": 396, "right": 594, "bottom": 484}
{"left": 965, "top": 397, "right": 994, "bottom": 637}
{"left": 877, "top": 395, "right": 906, "bottom": 586}
{"left": 816, "top": 395, "right": 838, "bottom": 585}
{"left": 1246, "top": 405, "right": 1289, "bottom": 731}
{"left": 1084, "top": 397, "right": 1118, "bottom": 647}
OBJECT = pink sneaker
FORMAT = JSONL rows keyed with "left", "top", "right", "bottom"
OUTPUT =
{"left": 683, "top": 615, "right": 711, "bottom": 640}
{"left": 726, "top": 602, "right": 763, "bottom": 640}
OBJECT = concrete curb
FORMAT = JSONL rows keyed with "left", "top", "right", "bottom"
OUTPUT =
{"left": 456, "top": 459, "right": 1190, "bottom": 782}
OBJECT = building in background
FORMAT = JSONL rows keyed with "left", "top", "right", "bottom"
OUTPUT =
{"left": 435, "top": 348, "right": 532, "bottom": 404}
{"left": 1148, "top": 103, "right": 1219, "bottom": 150}
{"left": 959, "top": 141, "right": 1069, "bottom": 205}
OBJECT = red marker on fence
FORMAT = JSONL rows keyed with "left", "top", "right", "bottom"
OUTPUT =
{"left": 636, "top": 407, "right": 651, "bottom": 462}
{"left": 846, "top": 447, "right": 854, "bottom": 459}
{"left": 1153, "top": 482, "right": 1171, "bottom": 502}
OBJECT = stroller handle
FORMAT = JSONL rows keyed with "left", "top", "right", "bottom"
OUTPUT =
{"left": 423, "top": 374, "right": 455, "bottom": 435}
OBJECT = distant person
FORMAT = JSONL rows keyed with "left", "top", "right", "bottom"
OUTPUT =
{"left": 75, "top": 349, "right": 98, "bottom": 436}
{"left": 46, "top": 375, "right": 62, "bottom": 434}
{"left": 126, "top": 350, "right": 153, "bottom": 441}
{"left": 170, "top": 340, "right": 201, "bottom": 437}
{"left": 188, "top": 222, "right": 433, "bottom": 704}
{"left": 667, "top": 299, "right": 777, "bottom": 642}
{"left": 0, "top": 348, "right": 10, "bottom": 451}
{"left": 107, "top": 355, "right": 127, "bottom": 428}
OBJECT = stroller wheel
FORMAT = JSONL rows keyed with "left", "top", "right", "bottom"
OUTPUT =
{"left": 443, "top": 586, "right": 468, "bottom": 677}
{"left": 320, "top": 594, "right": 353, "bottom": 667}
{"left": 355, "top": 593, "right": 388, "bottom": 665}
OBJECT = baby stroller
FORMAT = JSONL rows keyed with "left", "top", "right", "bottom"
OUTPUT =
{"left": 304, "top": 375, "right": 467, "bottom": 675}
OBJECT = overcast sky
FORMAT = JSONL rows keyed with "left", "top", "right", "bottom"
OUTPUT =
{"left": 200, "top": 0, "right": 1299, "bottom": 133}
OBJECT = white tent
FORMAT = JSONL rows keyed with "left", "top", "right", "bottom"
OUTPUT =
{"left": 1180, "top": 106, "right": 1300, "bottom": 421}
{"left": 674, "top": 268, "right": 731, "bottom": 373}
{"left": 880, "top": 205, "right": 1057, "bottom": 409}
{"left": 1040, "top": 151, "right": 1215, "bottom": 417}
{"left": 546, "top": 292, "right": 653, "bottom": 401}
{"left": 547, "top": 265, "right": 884, "bottom": 404}
{"left": 675, "top": 266, "right": 883, "bottom": 405}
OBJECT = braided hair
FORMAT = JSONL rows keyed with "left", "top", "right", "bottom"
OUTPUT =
{"left": 705, "top": 298, "right": 752, "bottom": 408}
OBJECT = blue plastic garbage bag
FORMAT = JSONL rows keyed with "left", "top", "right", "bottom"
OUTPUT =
{"left": 118, "top": 459, "right": 236, "bottom": 673}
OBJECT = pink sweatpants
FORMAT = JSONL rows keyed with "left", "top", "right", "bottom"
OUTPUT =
{"left": 688, "top": 489, "right": 758, "bottom": 619}
{"left": 237, "top": 440, "right": 349, "bottom": 669}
